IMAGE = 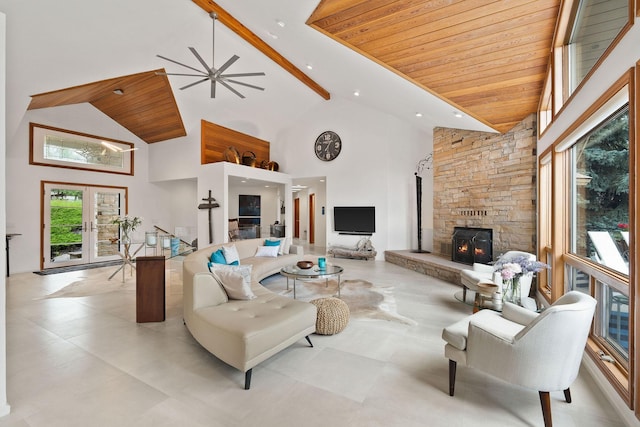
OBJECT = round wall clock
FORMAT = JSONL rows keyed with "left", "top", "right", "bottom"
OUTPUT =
{"left": 314, "top": 131, "right": 342, "bottom": 161}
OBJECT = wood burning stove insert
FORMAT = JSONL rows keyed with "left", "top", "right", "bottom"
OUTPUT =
{"left": 452, "top": 227, "right": 493, "bottom": 265}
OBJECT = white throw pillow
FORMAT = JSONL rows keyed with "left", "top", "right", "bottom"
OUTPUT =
{"left": 281, "top": 237, "right": 291, "bottom": 255}
{"left": 222, "top": 244, "right": 240, "bottom": 265}
{"left": 210, "top": 264, "right": 255, "bottom": 300}
{"left": 255, "top": 245, "right": 279, "bottom": 258}
{"left": 265, "top": 238, "right": 285, "bottom": 255}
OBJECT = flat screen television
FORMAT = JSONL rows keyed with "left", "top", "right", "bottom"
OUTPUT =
{"left": 333, "top": 206, "right": 375, "bottom": 235}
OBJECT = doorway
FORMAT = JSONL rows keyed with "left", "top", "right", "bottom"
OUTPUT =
{"left": 294, "top": 198, "right": 300, "bottom": 238}
{"left": 42, "top": 182, "right": 126, "bottom": 270}
{"left": 309, "top": 193, "right": 315, "bottom": 244}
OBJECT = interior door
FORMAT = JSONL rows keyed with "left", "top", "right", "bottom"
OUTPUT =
{"left": 309, "top": 193, "right": 315, "bottom": 244}
{"left": 294, "top": 198, "right": 300, "bottom": 238}
{"left": 42, "top": 183, "right": 125, "bottom": 269}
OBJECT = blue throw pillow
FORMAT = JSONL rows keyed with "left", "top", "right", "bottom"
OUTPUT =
{"left": 210, "top": 248, "right": 227, "bottom": 265}
{"left": 228, "top": 260, "right": 239, "bottom": 266}
{"left": 264, "top": 239, "right": 281, "bottom": 247}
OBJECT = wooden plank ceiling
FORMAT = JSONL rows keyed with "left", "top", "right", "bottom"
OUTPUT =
{"left": 307, "top": 0, "right": 560, "bottom": 133}
{"left": 28, "top": 70, "right": 186, "bottom": 144}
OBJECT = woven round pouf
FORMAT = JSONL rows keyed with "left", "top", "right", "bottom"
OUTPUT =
{"left": 310, "top": 297, "right": 350, "bottom": 335}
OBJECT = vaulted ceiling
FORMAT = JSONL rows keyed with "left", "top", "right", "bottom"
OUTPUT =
{"left": 306, "top": 0, "right": 560, "bottom": 133}
{"left": 28, "top": 70, "right": 186, "bottom": 144}
{"left": 25, "top": 0, "right": 560, "bottom": 140}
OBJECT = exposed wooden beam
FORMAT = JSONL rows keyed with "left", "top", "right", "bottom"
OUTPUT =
{"left": 192, "top": 0, "right": 331, "bottom": 100}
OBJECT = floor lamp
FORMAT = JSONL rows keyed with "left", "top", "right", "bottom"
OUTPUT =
{"left": 413, "top": 153, "right": 432, "bottom": 253}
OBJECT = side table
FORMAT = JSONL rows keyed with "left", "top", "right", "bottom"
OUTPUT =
{"left": 473, "top": 282, "right": 502, "bottom": 313}
{"left": 136, "top": 256, "right": 166, "bottom": 323}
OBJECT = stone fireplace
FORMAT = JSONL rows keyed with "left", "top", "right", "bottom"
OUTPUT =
{"left": 452, "top": 227, "right": 493, "bottom": 265}
{"left": 432, "top": 115, "right": 537, "bottom": 260}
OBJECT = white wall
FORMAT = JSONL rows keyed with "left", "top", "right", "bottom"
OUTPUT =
{"left": 152, "top": 179, "right": 198, "bottom": 243}
{"left": 5, "top": 104, "right": 175, "bottom": 273}
{"left": 274, "top": 97, "right": 430, "bottom": 259}
{"left": 0, "top": 11, "right": 10, "bottom": 418}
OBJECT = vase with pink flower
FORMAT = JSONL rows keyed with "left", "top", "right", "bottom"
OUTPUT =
{"left": 494, "top": 255, "right": 549, "bottom": 305}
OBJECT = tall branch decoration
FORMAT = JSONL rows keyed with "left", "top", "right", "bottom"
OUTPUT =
{"left": 413, "top": 153, "right": 433, "bottom": 253}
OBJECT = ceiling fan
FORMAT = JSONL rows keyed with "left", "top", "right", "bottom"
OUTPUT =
{"left": 157, "top": 12, "right": 265, "bottom": 99}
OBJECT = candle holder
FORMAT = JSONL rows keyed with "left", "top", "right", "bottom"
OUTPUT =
{"left": 161, "top": 235, "right": 171, "bottom": 255}
{"left": 145, "top": 231, "right": 158, "bottom": 255}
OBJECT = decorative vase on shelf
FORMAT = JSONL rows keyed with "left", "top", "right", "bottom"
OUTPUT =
{"left": 502, "top": 276, "right": 521, "bottom": 305}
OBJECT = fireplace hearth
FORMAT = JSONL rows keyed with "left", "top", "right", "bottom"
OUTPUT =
{"left": 452, "top": 227, "right": 493, "bottom": 265}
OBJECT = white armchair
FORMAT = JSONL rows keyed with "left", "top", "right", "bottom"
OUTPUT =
{"left": 460, "top": 250, "right": 536, "bottom": 302}
{"left": 442, "top": 291, "right": 596, "bottom": 427}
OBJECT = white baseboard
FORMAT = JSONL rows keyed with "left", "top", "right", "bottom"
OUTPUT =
{"left": 0, "top": 402, "right": 10, "bottom": 418}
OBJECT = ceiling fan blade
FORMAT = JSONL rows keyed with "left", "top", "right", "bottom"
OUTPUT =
{"left": 156, "top": 54, "right": 207, "bottom": 75}
{"left": 224, "top": 79, "right": 265, "bottom": 91}
{"left": 211, "top": 80, "right": 216, "bottom": 98}
{"left": 179, "top": 77, "right": 210, "bottom": 90}
{"left": 217, "top": 79, "right": 246, "bottom": 99}
{"left": 157, "top": 72, "right": 208, "bottom": 77}
{"left": 222, "top": 72, "right": 266, "bottom": 78}
{"left": 188, "top": 47, "right": 213, "bottom": 74}
{"left": 215, "top": 55, "right": 240, "bottom": 76}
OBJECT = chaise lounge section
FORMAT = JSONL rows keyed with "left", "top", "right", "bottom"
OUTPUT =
{"left": 182, "top": 238, "right": 317, "bottom": 389}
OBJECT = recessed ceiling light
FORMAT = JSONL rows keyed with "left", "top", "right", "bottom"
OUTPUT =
{"left": 276, "top": 20, "right": 286, "bottom": 28}
{"left": 415, "top": 112, "right": 423, "bottom": 117}
{"left": 306, "top": 64, "right": 313, "bottom": 70}
{"left": 453, "top": 111, "right": 463, "bottom": 118}
{"left": 266, "top": 31, "right": 278, "bottom": 40}
{"left": 353, "top": 91, "right": 360, "bottom": 97}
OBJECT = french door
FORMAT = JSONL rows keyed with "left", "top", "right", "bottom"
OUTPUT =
{"left": 42, "top": 182, "right": 127, "bottom": 269}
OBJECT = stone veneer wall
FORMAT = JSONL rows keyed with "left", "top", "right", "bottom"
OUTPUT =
{"left": 433, "top": 114, "right": 537, "bottom": 260}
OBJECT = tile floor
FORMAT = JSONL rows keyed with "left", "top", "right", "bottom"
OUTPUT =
{"left": 0, "top": 244, "right": 627, "bottom": 426}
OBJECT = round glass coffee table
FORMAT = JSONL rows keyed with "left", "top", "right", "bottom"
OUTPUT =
{"left": 280, "top": 264, "right": 344, "bottom": 299}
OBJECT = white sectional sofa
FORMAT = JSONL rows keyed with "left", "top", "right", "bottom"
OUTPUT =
{"left": 182, "top": 238, "right": 317, "bottom": 389}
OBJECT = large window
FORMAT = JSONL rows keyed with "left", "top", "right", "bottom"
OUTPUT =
{"left": 30, "top": 123, "right": 135, "bottom": 175}
{"left": 569, "top": 106, "right": 629, "bottom": 275}
{"left": 550, "top": 77, "right": 633, "bottom": 403}
{"left": 537, "top": 0, "right": 637, "bottom": 412}
{"left": 568, "top": 0, "right": 629, "bottom": 93}
{"left": 538, "top": 152, "right": 553, "bottom": 293}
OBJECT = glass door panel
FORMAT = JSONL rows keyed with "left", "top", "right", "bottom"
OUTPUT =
{"left": 93, "top": 190, "right": 123, "bottom": 261}
{"left": 43, "top": 183, "right": 126, "bottom": 269}
{"left": 46, "top": 185, "right": 85, "bottom": 265}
